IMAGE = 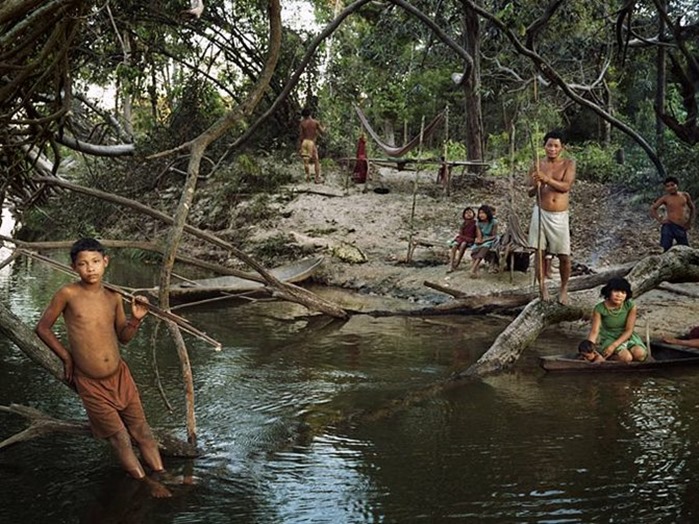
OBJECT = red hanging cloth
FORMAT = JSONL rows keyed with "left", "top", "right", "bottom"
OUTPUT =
{"left": 352, "top": 134, "right": 368, "bottom": 183}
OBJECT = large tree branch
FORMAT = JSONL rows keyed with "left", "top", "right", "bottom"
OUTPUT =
{"left": 0, "top": 0, "right": 56, "bottom": 28}
{"left": 464, "top": 0, "right": 666, "bottom": 177}
{"left": 54, "top": 134, "right": 135, "bottom": 156}
{"left": 463, "top": 247, "right": 699, "bottom": 377}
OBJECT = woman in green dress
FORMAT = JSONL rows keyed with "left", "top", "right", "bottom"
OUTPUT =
{"left": 585, "top": 277, "right": 648, "bottom": 362}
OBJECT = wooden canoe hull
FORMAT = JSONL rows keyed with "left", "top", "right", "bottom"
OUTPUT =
{"left": 169, "top": 256, "right": 324, "bottom": 303}
{"left": 539, "top": 342, "right": 699, "bottom": 372}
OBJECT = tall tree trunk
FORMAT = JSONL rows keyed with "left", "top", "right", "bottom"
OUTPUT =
{"left": 122, "top": 30, "right": 133, "bottom": 138}
{"left": 155, "top": 0, "right": 283, "bottom": 448}
{"left": 462, "top": 4, "right": 484, "bottom": 166}
{"left": 655, "top": 1, "right": 667, "bottom": 155}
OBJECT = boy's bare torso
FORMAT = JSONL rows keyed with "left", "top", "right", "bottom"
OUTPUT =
{"left": 63, "top": 283, "right": 122, "bottom": 379}
{"left": 659, "top": 192, "right": 692, "bottom": 227}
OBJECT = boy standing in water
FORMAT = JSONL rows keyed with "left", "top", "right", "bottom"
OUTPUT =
{"left": 298, "top": 107, "right": 325, "bottom": 183}
{"left": 35, "top": 238, "right": 172, "bottom": 498}
{"left": 650, "top": 176, "right": 695, "bottom": 251}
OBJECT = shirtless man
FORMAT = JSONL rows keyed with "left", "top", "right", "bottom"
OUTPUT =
{"left": 527, "top": 130, "right": 576, "bottom": 304}
{"left": 650, "top": 176, "right": 695, "bottom": 251}
{"left": 298, "top": 107, "right": 324, "bottom": 183}
{"left": 35, "top": 238, "right": 172, "bottom": 498}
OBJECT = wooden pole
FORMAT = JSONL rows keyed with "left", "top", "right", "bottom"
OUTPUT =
{"left": 406, "top": 116, "right": 426, "bottom": 262}
{"left": 443, "top": 105, "right": 450, "bottom": 195}
{"left": 528, "top": 125, "right": 546, "bottom": 299}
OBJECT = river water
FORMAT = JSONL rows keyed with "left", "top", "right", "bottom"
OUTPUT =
{"left": 2, "top": 248, "right": 699, "bottom": 523}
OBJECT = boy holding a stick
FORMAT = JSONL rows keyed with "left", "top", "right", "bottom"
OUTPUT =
{"left": 527, "top": 130, "right": 576, "bottom": 304}
{"left": 35, "top": 238, "right": 172, "bottom": 498}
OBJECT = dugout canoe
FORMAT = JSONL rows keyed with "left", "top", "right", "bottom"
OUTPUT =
{"left": 167, "top": 256, "right": 324, "bottom": 303}
{"left": 539, "top": 342, "right": 699, "bottom": 373}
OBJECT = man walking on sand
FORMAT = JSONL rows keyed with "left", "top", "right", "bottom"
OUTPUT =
{"left": 650, "top": 176, "right": 695, "bottom": 251}
{"left": 299, "top": 107, "right": 324, "bottom": 183}
{"left": 527, "top": 130, "right": 576, "bottom": 305}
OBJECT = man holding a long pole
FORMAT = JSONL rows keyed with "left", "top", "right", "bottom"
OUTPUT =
{"left": 527, "top": 130, "right": 576, "bottom": 304}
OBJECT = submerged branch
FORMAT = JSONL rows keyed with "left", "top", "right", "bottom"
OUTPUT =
{"left": 0, "top": 404, "right": 199, "bottom": 457}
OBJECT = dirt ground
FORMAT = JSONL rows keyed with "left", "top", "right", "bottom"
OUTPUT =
{"left": 248, "top": 165, "right": 699, "bottom": 339}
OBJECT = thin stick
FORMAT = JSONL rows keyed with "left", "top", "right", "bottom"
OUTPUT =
{"left": 527, "top": 125, "right": 545, "bottom": 299}
{"left": 443, "top": 105, "right": 450, "bottom": 195}
{"left": 406, "top": 116, "right": 427, "bottom": 262}
{"left": 0, "top": 250, "right": 20, "bottom": 272}
{"left": 17, "top": 249, "right": 222, "bottom": 351}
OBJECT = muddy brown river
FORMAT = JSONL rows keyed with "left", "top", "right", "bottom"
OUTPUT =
{"left": 2, "top": 247, "right": 699, "bottom": 523}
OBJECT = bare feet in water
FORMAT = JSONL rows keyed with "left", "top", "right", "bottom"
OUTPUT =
{"left": 141, "top": 475, "right": 173, "bottom": 498}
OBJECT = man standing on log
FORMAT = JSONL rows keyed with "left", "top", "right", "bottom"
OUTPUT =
{"left": 527, "top": 130, "right": 576, "bottom": 304}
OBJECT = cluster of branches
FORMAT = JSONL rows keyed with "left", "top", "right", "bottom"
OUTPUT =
{"left": 0, "top": 0, "right": 308, "bottom": 212}
{"left": 622, "top": 1, "right": 699, "bottom": 145}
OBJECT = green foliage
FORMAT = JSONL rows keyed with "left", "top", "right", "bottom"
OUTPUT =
{"left": 17, "top": 185, "right": 116, "bottom": 241}
{"left": 167, "top": 77, "right": 228, "bottom": 144}
{"left": 573, "top": 142, "right": 632, "bottom": 184}
{"left": 658, "top": 139, "right": 699, "bottom": 197}
{"left": 190, "top": 152, "right": 296, "bottom": 231}
{"left": 444, "top": 140, "right": 468, "bottom": 162}
{"left": 236, "top": 194, "right": 276, "bottom": 223}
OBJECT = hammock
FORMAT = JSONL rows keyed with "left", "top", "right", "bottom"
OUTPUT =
{"left": 354, "top": 105, "right": 445, "bottom": 158}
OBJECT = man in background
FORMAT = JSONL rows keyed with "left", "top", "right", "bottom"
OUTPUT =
{"left": 299, "top": 107, "right": 325, "bottom": 183}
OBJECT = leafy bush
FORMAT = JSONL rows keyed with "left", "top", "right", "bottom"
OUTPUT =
{"left": 571, "top": 142, "right": 631, "bottom": 184}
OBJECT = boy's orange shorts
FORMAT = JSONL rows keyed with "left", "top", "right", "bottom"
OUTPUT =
{"left": 73, "top": 359, "right": 147, "bottom": 439}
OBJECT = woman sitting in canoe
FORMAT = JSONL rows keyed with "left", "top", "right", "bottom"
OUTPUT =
{"left": 585, "top": 277, "right": 648, "bottom": 363}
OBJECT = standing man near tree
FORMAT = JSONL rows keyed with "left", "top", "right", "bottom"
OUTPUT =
{"left": 527, "top": 130, "right": 576, "bottom": 304}
{"left": 298, "top": 107, "right": 325, "bottom": 184}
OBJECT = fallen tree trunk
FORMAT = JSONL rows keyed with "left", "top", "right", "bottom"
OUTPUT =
{"left": 0, "top": 301, "right": 199, "bottom": 457}
{"left": 331, "top": 247, "right": 699, "bottom": 431}
{"left": 354, "top": 263, "right": 635, "bottom": 318}
{"left": 32, "top": 176, "right": 348, "bottom": 319}
{"left": 462, "top": 247, "right": 699, "bottom": 377}
{"left": 422, "top": 262, "right": 634, "bottom": 314}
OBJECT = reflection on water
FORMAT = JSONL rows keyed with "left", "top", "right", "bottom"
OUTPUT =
{"left": 2, "top": 254, "right": 699, "bottom": 522}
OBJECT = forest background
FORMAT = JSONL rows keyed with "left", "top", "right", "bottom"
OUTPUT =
{"left": 2, "top": 0, "right": 699, "bottom": 259}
